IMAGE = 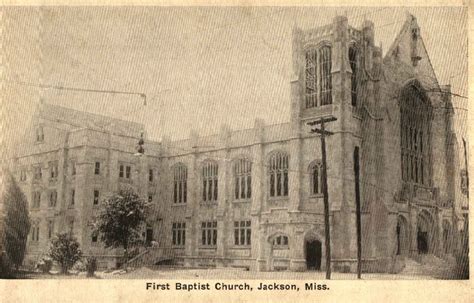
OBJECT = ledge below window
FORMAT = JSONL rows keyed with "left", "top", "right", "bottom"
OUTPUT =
{"left": 233, "top": 199, "right": 251, "bottom": 204}
{"left": 198, "top": 246, "right": 217, "bottom": 250}
{"left": 200, "top": 202, "right": 218, "bottom": 207}
{"left": 171, "top": 203, "right": 187, "bottom": 207}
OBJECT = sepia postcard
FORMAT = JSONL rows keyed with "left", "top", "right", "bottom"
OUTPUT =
{"left": 0, "top": 1, "right": 471, "bottom": 302}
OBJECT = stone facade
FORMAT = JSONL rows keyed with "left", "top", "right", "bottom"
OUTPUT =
{"left": 12, "top": 14, "right": 466, "bottom": 272}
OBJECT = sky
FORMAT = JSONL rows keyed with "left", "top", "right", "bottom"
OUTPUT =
{"left": 0, "top": 6, "right": 468, "bottom": 158}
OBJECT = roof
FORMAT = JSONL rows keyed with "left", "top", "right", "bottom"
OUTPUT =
{"left": 38, "top": 103, "right": 144, "bottom": 138}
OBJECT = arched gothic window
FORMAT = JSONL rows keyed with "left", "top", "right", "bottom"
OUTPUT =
{"left": 269, "top": 152, "right": 289, "bottom": 198}
{"left": 234, "top": 158, "right": 252, "bottom": 200}
{"left": 202, "top": 161, "right": 218, "bottom": 202}
{"left": 173, "top": 163, "right": 187, "bottom": 204}
{"left": 309, "top": 161, "right": 323, "bottom": 195}
{"left": 305, "top": 45, "right": 332, "bottom": 108}
{"left": 273, "top": 235, "right": 289, "bottom": 249}
{"left": 349, "top": 45, "right": 359, "bottom": 106}
{"left": 400, "top": 83, "right": 431, "bottom": 185}
{"left": 319, "top": 45, "right": 332, "bottom": 105}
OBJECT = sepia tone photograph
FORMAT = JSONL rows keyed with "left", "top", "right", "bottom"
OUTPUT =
{"left": 0, "top": 5, "right": 469, "bottom": 285}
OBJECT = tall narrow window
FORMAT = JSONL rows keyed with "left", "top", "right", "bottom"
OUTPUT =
{"left": 349, "top": 46, "right": 358, "bottom": 106}
{"left": 93, "top": 190, "right": 100, "bottom": 205}
{"left": 202, "top": 161, "right": 218, "bottom": 203}
{"left": 310, "top": 161, "right": 323, "bottom": 195}
{"left": 172, "top": 222, "right": 186, "bottom": 246}
{"left": 68, "top": 218, "right": 74, "bottom": 235}
{"left": 20, "top": 169, "right": 27, "bottom": 182}
{"left": 94, "top": 162, "right": 101, "bottom": 175}
{"left": 36, "top": 126, "right": 44, "bottom": 142}
{"left": 400, "top": 83, "right": 431, "bottom": 186}
{"left": 33, "top": 191, "right": 41, "bottom": 209}
{"left": 70, "top": 189, "right": 75, "bottom": 207}
{"left": 305, "top": 49, "right": 318, "bottom": 108}
{"left": 31, "top": 222, "right": 40, "bottom": 242}
{"left": 319, "top": 45, "right": 332, "bottom": 105}
{"left": 119, "top": 165, "right": 124, "bottom": 178}
{"left": 34, "top": 166, "right": 42, "bottom": 180}
{"left": 173, "top": 164, "right": 187, "bottom": 204}
{"left": 201, "top": 221, "right": 217, "bottom": 246}
{"left": 269, "top": 152, "right": 289, "bottom": 198}
{"left": 125, "top": 166, "right": 131, "bottom": 179}
{"left": 49, "top": 190, "right": 57, "bottom": 207}
{"left": 47, "top": 220, "right": 54, "bottom": 239}
{"left": 71, "top": 161, "right": 76, "bottom": 176}
{"left": 49, "top": 161, "right": 58, "bottom": 179}
{"left": 234, "top": 158, "right": 252, "bottom": 200}
{"left": 149, "top": 169, "right": 154, "bottom": 182}
{"left": 234, "top": 220, "right": 251, "bottom": 246}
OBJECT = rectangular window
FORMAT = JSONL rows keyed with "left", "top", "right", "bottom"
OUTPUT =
{"left": 94, "top": 162, "right": 101, "bottom": 175}
{"left": 119, "top": 165, "right": 124, "bottom": 178}
{"left": 149, "top": 169, "right": 154, "bottom": 182}
{"left": 49, "top": 162, "right": 58, "bottom": 179}
{"left": 119, "top": 164, "right": 132, "bottom": 179}
{"left": 148, "top": 194, "right": 153, "bottom": 203}
{"left": 34, "top": 166, "right": 42, "bottom": 180}
{"left": 49, "top": 190, "right": 57, "bottom": 207}
{"left": 172, "top": 222, "right": 186, "bottom": 246}
{"left": 93, "top": 190, "right": 99, "bottom": 205}
{"left": 126, "top": 166, "right": 131, "bottom": 179}
{"left": 234, "top": 220, "right": 251, "bottom": 246}
{"left": 91, "top": 232, "right": 98, "bottom": 243}
{"left": 201, "top": 221, "right": 217, "bottom": 247}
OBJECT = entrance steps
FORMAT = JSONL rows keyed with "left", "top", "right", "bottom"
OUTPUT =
{"left": 400, "top": 254, "right": 456, "bottom": 278}
{"left": 126, "top": 247, "right": 174, "bottom": 269}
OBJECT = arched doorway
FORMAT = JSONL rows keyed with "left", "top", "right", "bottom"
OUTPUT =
{"left": 305, "top": 240, "right": 322, "bottom": 270}
{"left": 304, "top": 231, "right": 323, "bottom": 271}
{"left": 396, "top": 215, "right": 409, "bottom": 256}
{"left": 417, "top": 210, "right": 434, "bottom": 254}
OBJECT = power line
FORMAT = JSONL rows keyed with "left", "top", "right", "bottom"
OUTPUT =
{"left": 3, "top": 79, "right": 148, "bottom": 105}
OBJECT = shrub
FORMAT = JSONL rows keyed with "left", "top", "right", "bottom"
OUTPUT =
{"left": 49, "top": 233, "right": 82, "bottom": 274}
{"left": 0, "top": 252, "right": 13, "bottom": 278}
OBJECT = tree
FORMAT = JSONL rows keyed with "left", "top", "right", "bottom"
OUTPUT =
{"left": 49, "top": 233, "right": 82, "bottom": 274}
{"left": 1, "top": 170, "right": 30, "bottom": 271}
{"left": 93, "top": 187, "right": 148, "bottom": 268}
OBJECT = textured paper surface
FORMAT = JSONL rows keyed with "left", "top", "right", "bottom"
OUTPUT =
{"left": 0, "top": 1, "right": 472, "bottom": 302}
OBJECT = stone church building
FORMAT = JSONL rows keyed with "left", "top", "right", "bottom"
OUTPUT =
{"left": 12, "top": 14, "right": 466, "bottom": 272}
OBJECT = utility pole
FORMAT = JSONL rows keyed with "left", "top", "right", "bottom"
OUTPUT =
{"left": 353, "top": 147, "right": 362, "bottom": 279}
{"left": 308, "top": 116, "right": 337, "bottom": 280}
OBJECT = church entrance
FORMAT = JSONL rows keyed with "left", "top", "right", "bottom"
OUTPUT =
{"left": 417, "top": 230, "right": 429, "bottom": 254}
{"left": 305, "top": 240, "right": 322, "bottom": 270}
{"left": 416, "top": 210, "right": 435, "bottom": 255}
